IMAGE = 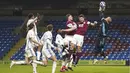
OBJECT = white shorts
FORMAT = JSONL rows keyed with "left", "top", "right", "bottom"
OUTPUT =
{"left": 42, "top": 48, "right": 55, "bottom": 61}
{"left": 25, "top": 48, "right": 36, "bottom": 58}
{"left": 63, "top": 35, "right": 74, "bottom": 44}
{"left": 72, "top": 34, "right": 84, "bottom": 47}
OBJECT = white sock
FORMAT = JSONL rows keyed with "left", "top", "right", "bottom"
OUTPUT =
{"left": 32, "top": 62, "right": 37, "bottom": 73}
{"left": 61, "top": 61, "right": 65, "bottom": 68}
{"left": 52, "top": 61, "right": 57, "bottom": 73}
{"left": 33, "top": 60, "right": 44, "bottom": 65}
{"left": 69, "top": 59, "right": 73, "bottom": 67}
{"left": 66, "top": 63, "right": 68, "bottom": 68}
{"left": 14, "top": 61, "right": 26, "bottom": 64}
{"left": 36, "top": 51, "right": 41, "bottom": 60}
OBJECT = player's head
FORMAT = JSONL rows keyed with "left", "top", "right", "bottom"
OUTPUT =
{"left": 105, "top": 17, "right": 112, "bottom": 23}
{"left": 78, "top": 14, "right": 85, "bottom": 22}
{"left": 28, "top": 23, "right": 34, "bottom": 30}
{"left": 47, "top": 24, "right": 53, "bottom": 31}
{"left": 28, "top": 13, "right": 35, "bottom": 19}
{"left": 66, "top": 14, "right": 73, "bottom": 21}
{"left": 56, "top": 29, "right": 62, "bottom": 34}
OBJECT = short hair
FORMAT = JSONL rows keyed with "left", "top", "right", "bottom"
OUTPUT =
{"left": 28, "top": 13, "right": 34, "bottom": 19}
{"left": 56, "top": 29, "right": 59, "bottom": 33}
{"left": 47, "top": 24, "right": 53, "bottom": 31}
{"left": 66, "top": 14, "right": 72, "bottom": 18}
{"left": 28, "top": 23, "right": 34, "bottom": 30}
{"left": 78, "top": 14, "right": 85, "bottom": 18}
{"left": 56, "top": 29, "right": 61, "bottom": 33}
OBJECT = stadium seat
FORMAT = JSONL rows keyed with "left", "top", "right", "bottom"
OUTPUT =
{"left": 9, "top": 18, "right": 130, "bottom": 61}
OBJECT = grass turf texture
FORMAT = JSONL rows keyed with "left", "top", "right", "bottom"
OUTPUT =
{"left": 0, "top": 64, "right": 129, "bottom": 73}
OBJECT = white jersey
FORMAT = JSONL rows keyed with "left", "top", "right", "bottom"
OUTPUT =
{"left": 55, "top": 34, "right": 64, "bottom": 46}
{"left": 41, "top": 31, "right": 56, "bottom": 59}
{"left": 27, "top": 18, "right": 37, "bottom": 35}
{"left": 27, "top": 17, "right": 40, "bottom": 46}
{"left": 25, "top": 29, "right": 35, "bottom": 50}
{"left": 41, "top": 31, "right": 55, "bottom": 49}
{"left": 24, "top": 29, "right": 36, "bottom": 57}
{"left": 55, "top": 34, "right": 64, "bottom": 55}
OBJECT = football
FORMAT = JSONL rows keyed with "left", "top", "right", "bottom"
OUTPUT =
{"left": 100, "top": 1, "right": 106, "bottom": 8}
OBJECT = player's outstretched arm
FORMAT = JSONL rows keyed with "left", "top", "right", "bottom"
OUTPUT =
{"left": 62, "top": 22, "right": 77, "bottom": 32}
{"left": 61, "top": 25, "right": 77, "bottom": 32}
{"left": 46, "top": 39, "right": 60, "bottom": 52}
{"left": 27, "top": 17, "right": 38, "bottom": 25}
{"left": 27, "top": 13, "right": 41, "bottom": 26}
{"left": 99, "top": 11, "right": 105, "bottom": 19}
{"left": 61, "top": 28, "right": 76, "bottom": 32}
{"left": 88, "top": 21, "right": 98, "bottom": 26}
{"left": 99, "top": 1, "right": 106, "bottom": 19}
{"left": 46, "top": 39, "right": 56, "bottom": 49}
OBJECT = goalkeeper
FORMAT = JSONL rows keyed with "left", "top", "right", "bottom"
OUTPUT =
{"left": 93, "top": 1, "right": 112, "bottom": 64}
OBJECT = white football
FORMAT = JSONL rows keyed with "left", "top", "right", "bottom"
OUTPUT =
{"left": 100, "top": 1, "right": 106, "bottom": 8}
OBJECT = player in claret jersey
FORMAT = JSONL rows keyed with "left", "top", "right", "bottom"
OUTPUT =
{"left": 72, "top": 14, "right": 97, "bottom": 66}
{"left": 62, "top": 14, "right": 77, "bottom": 45}
{"left": 61, "top": 14, "right": 77, "bottom": 71}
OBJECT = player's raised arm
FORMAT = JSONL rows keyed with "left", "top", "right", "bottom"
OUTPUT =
{"left": 99, "top": 1, "right": 106, "bottom": 19}
{"left": 27, "top": 23, "right": 41, "bottom": 46}
{"left": 27, "top": 13, "right": 40, "bottom": 26}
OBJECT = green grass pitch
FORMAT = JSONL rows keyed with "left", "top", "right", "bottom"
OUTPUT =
{"left": 0, "top": 64, "right": 129, "bottom": 73}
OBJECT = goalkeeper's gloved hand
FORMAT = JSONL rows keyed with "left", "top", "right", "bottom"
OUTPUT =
{"left": 99, "top": 1, "right": 106, "bottom": 12}
{"left": 94, "top": 21, "right": 98, "bottom": 25}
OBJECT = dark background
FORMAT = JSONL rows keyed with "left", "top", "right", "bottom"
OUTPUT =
{"left": 0, "top": 0, "right": 130, "bottom": 16}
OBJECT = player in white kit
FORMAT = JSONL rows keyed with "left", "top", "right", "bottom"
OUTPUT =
{"left": 26, "top": 13, "right": 41, "bottom": 61}
{"left": 55, "top": 29, "right": 69, "bottom": 72}
{"left": 40, "top": 24, "right": 58, "bottom": 73}
{"left": 55, "top": 29, "right": 64, "bottom": 57}
{"left": 10, "top": 23, "right": 43, "bottom": 73}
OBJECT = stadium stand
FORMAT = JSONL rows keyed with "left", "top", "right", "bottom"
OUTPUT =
{"left": 9, "top": 17, "right": 130, "bottom": 61}
{"left": 0, "top": 20, "right": 22, "bottom": 59}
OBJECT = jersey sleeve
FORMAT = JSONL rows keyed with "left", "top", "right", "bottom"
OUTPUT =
{"left": 99, "top": 11, "right": 105, "bottom": 19}
{"left": 66, "top": 22, "right": 77, "bottom": 30}
{"left": 27, "top": 19, "right": 34, "bottom": 26}
{"left": 87, "top": 21, "right": 90, "bottom": 25}
{"left": 46, "top": 39, "right": 56, "bottom": 49}
{"left": 67, "top": 23, "right": 73, "bottom": 28}
{"left": 27, "top": 17, "right": 38, "bottom": 26}
{"left": 47, "top": 32, "right": 56, "bottom": 49}
{"left": 73, "top": 22, "right": 77, "bottom": 29}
